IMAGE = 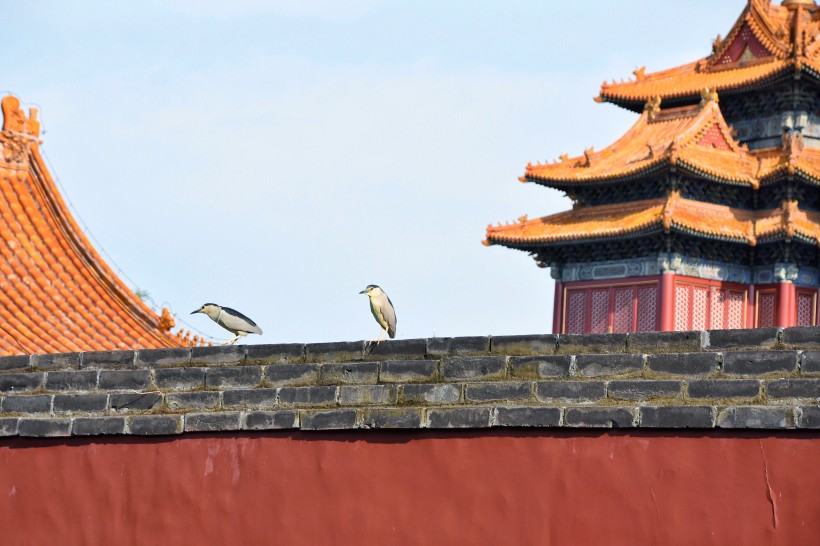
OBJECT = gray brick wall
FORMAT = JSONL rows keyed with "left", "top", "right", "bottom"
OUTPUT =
{"left": 2, "top": 326, "right": 820, "bottom": 436}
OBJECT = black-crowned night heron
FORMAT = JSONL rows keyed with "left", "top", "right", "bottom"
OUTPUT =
{"left": 191, "top": 303, "right": 262, "bottom": 345}
{"left": 359, "top": 285, "right": 396, "bottom": 342}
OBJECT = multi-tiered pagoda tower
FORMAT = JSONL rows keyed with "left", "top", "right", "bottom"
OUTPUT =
{"left": 485, "top": 0, "right": 820, "bottom": 334}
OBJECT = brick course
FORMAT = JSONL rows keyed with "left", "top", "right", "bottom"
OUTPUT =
{"left": 1, "top": 329, "right": 819, "bottom": 435}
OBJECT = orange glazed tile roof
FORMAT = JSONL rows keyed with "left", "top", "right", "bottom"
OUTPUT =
{"left": 756, "top": 199, "right": 820, "bottom": 243}
{"left": 486, "top": 199, "right": 666, "bottom": 246}
{"left": 484, "top": 192, "right": 756, "bottom": 248}
{"left": 523, "top": 97, "right": 820, "bottom": 187}
{"left": 0, "top": 95, "right": 200, "bottom": 355}
{"left": 599, "top": 60, "right": 794, "bottom": 107}
{"left": 757, "top": 137, "right": 820, "bottom": 181}
{"left": 523, "top": 99, "right": 760, "bottom": 187}
{"left": 485, "top": 192, "right": 820, "bottom": 249}
{"left": 597, "top": 1, "right": 820, "bottom": 108}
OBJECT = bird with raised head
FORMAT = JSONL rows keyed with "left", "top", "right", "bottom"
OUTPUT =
{"left": 359, "top": 285, "right": 396, "bottom": 345}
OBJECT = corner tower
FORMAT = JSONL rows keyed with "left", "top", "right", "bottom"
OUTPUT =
{"left": 485, "top": 0, "right": 820, "bottom": 334}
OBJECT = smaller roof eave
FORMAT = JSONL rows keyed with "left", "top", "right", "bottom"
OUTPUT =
{"left": 525, "top": 160, "right": 670, "bottom": 187}
{"left": 485, "top": 224, "right": 665, "bottom": 252}
{"left": 599, "top": 59, "right": 794, "bottom": 107}
{"left": 524, "top": 101, "right": 757, "bottom": 188}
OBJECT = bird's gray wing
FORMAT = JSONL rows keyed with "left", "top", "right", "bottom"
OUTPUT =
{"left": 220, "top": 307, "right": 263, "bottom": 334}
{"left": 383, "top": 295, "right": 397, "bottom": 338}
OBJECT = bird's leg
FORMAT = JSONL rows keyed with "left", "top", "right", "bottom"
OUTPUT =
{"left": 374, "top": 328, "right": 387, "bottom": 345}
{"left": 365, "top": 329, "right": 387, "bottom": 353}
{"left": 222, "top": 331, "right": 247, "bottom": 346}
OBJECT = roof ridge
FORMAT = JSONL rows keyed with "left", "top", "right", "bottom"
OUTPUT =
{"left": 28, "top": 147, "right": 172, "bottom": 348}
{"left": 677, "top": 96, "right": 749, "bottom": 157}
{"left": 596, "top": 2, "right": 810, "bottom": 108}
{"left": 0, "top": 95, "right": 191, "bottom": 354}
{"left": 526, "top": 95, "right": 762, "bottom": 187}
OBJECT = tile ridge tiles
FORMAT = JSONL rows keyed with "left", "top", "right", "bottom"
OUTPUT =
{"left": 600, "top": 59, "right": 792, "bottom": 104}
{"left": 524, "top": 109, "right": 685, "bottom": 183}
{"left": 0, "top": 179, "right": 86, "bottom": 354}
{"left": 755, "top": 200, "right": 820, "bottom": 244}
{"left": 26, "top": 145, "right": 180, "bottom": 350}
{"left": 526, "top": 102, "right": 758, "bottom": 187}
{"left": 17, "top": 160, "right": 144, "bottom": 350}
{"left": 668, "top": 195, "right": 757, "bottom": 244}
{"left": 485, "top": 197, "right": 669, "bottom": 245}
{"left": 755, "top": 146, "right": 820, "bottom": 182}
{"left": 673, "top": 101, "right": 736, "bottom": 149}
{"left": 3, "top": 171, "right": 126, "bottom": 351}
{"left": 670, "top": 101, "right": 759, "bottom": 186}
{"left": 487, "top": 195, "right": 771, "bottom": 248}
{"left": 597, "top": 1, "right": 804, "bottom": 106}
{"left": 599, "top": 2, "right": 790, "bottom": 96}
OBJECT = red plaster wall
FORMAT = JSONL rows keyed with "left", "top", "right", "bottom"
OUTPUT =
{"left": 2, "top": 431, "right": 820, "bottom": 546}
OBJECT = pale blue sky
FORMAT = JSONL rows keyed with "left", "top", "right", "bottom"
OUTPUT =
{"left": 5, "top": 1, "right": 746, "bottom": 343}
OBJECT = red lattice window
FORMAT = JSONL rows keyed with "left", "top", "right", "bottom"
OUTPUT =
{"left": 636, "top": 286, "right": 657, "bottom": 332}
{"left": 675, "top": 285, "right": 689, "bottom": 331}
{"left": 566, "top": 291, "right": 587, "bottom": 334}
{"left": 757, "top": 291, "right": 776, "bottom": 328}
{"left": 691, "top": 287, "right": 708, "bottom": 330}
{"left": 563, "top": 282, "right": 658, "bottom": 334}
{"left": 674, "top": 280, "right": 747, "bottom": 331}
{"left": 727, "top": 291, "right": 744, "bottom": 329}
{"left": 612, "top": 288, "right": 634, "bottom": 334}
{"left": 796, "top": 290, "right": 817, "bottom": 327}
{"left": 710, "top": 288, "right": 726, "bottom": 330}
{"left": 590, "top": 289, "right": 609, "bottom": 334}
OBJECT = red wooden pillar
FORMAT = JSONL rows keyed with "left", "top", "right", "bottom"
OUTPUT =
{"left": 659, "top": 273, "right": 675, "bottom": 331}
{"left": 746, "top": 284, "right": 755, "bottom": 329}
{"left": 776, "top": 281, "right": 795, "bottom": 328}
{"left": 552, "top": 281, "right": 563, "bottom": 334}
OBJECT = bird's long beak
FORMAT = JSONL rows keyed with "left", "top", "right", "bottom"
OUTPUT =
{"left": 359, "top": 290, "right": 367, "bottom": 295}
{"left": 190, "top": 309, "right": 200, "bottom": 315}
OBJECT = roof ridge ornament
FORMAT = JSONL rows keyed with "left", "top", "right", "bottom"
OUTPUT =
{"left": 712, "top": 34, "right": 723, "bottom": 54}
{"left": 644, "top": 96, "right": 662, "bottom": 120}
{"left": 662, "top": 190, "right": 681, "bottom": 230}
{"left": 700, "top": 87, "right": 719, "bottom": 107}
{"left": 158, "top": 307, "right": 176, "bottom": 332}
{"left": 1, "top": 96, "right": 40, "bottom": 138}
{"left": 782, "top": 131, "right": 804, "bottom": 171}
{"left": 1, "top": 96, "right": 42, "bottom": 168}
{"left": 782, "top": 199, "right": 798, "bottom": 239}
{"left": 668, "top": 137, "right": 682, "bottom": 166}
{"left": 583, "top": 147, "right": 595, "bottom": 167}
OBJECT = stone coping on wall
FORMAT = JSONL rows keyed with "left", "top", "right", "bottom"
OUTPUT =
{"left": 1, "top": 327, "right": 820, "bottom": 437}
